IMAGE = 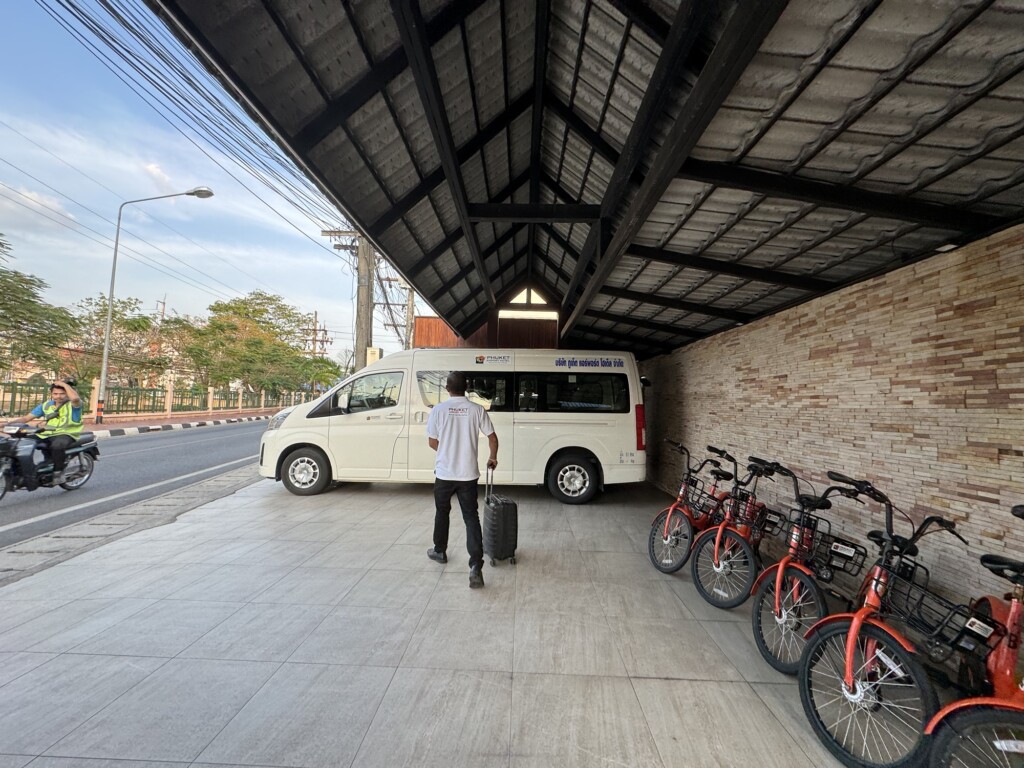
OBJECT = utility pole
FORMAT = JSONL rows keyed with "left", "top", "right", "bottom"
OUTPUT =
{"left": 355, "top": 235, "right": 374, "bottom": 371}
{"left": 310, "top": 310, "right": 318, "bottom": 356}
{"left": 405, "top": 284, "right": 415, "bottom": 349}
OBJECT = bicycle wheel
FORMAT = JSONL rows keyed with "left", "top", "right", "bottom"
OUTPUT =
{"left": 648, "top": 508, "right": 694, "bottom": 573}
{"left": 752, "top": 566, "right": 827, "bottom": 674}
{"left": 932, "top": 706, "right": 1024, "bottom": 768}
{"left": 798, "top": 621, "right": 937, "bottom": 768}
{"left": 691, "top": 528, "right": 756, "bottom": 609}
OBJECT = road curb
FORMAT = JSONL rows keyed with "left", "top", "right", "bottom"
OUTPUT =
{"left": 93, "top": 414, "right": 271, "bottom": 439}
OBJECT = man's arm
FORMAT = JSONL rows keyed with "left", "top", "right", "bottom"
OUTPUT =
{"left": 428, "top": 437, "right": 439, "bottom": 452}
{"left": 486, "top": 432, "right": 498, "bottom": 469}
{"left": 13, "top": 404, "right": 45, "bottom": 423}
{"left": 62, "top": 381, "right": 82, "bottom": 407}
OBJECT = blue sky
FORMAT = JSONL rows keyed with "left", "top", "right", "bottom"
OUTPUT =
{"left": 0, "top": 2, "right": 411, "bottom": 357}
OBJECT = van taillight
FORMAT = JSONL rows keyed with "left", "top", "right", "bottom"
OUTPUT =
{"left": 636, "top": 404, "right": 646, "bottom": 451}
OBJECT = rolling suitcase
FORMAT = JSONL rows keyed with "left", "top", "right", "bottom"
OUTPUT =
{"left": 483, "top": 468, "right": 517, "bottom": 566}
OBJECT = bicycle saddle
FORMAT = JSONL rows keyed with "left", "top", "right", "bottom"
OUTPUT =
{"left": 981, "top": 554, "right": 1024, "bottom": 585}
{"left": 710, "top": 469, "right": 733, "bottom": 482}
{"left": 798, "top": 494, "right": 832, "bottom": 511}
{"left": 867, "top": 530, "right": 918, "bottom": 557}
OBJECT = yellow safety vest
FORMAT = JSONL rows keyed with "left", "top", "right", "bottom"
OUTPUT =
{"left": 39, "top": 400, "right": 83, "bottom": 438}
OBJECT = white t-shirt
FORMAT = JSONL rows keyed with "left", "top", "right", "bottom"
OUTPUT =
{"left": 426, "top": 395, "right": 495, "bottom": 481}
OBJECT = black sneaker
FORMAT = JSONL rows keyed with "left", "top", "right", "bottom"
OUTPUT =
{"left": 427, "top": 548, "right": 447, "bottom": 564}
{"left": 469, "top": 566, "right": 484, "bottom": 589}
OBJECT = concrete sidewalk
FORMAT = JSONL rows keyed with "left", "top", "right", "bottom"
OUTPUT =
{"left": 0, "top": 478, "right": 839, "bottom": 767}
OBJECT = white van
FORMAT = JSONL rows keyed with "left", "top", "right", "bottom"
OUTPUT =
{"left": 259, "top": 348, "right": 648, "bottom": 504}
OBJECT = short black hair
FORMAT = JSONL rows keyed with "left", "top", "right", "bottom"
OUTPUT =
{"left": 446, "top": 371, "right": 467, "bottom": 395}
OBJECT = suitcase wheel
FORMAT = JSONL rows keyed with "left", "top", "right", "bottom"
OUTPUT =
{"left": 490, "top": 558, "right": 496, "bottom": 567}
{"left": 510, "top": 556, "right": 516, "bottom": 565}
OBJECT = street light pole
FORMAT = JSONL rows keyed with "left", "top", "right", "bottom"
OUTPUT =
{"left": 95, "top": 186, "right": 214, "bottom": 424}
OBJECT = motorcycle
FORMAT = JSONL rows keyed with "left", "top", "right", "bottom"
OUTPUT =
{"left": 0, "top": 423, "right": 100, "bottom": 501}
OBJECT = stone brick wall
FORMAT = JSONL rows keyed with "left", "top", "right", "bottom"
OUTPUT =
{"left": 640, "top": 224, "right": 1024, "bottom": 600}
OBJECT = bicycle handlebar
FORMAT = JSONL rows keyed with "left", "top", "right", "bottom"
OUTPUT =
{"left": 913, "top": 515, "right": 969, "bottom": 547}
{"left": 665, "top": 439, "right": 723, "bottom": 476}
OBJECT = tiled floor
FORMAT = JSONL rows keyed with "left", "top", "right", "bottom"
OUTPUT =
{"left": 0, "top": 479, "right": 841, "bottom": 767}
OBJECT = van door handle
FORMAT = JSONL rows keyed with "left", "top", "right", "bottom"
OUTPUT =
{"left": 386, "top": 413, "right": 403, "bottom": 420}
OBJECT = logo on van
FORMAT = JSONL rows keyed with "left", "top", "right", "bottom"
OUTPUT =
{"left": 475, "top": 354, "right": 511, "bottom": 365}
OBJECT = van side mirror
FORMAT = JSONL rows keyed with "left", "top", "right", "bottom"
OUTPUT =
{"left": 336, "top": 392, "right": 349, "bottom": 412}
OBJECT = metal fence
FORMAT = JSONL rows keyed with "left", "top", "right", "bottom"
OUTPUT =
{"left": 1, "top": 382, "right": 94, "bottom": 417}
{"left": 172, "top": 389, "right": 208, "bottom": 412}
{"left": 1, "top": 381, "right": 312, "bottom": 418}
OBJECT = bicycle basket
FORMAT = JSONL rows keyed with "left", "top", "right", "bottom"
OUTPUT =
{"left": 813, "top": 531, "right": 868, "bottom": 579}
{"left": 877, "top": 559, "right": 1006, "bottom": 663}
{"left": 781, "top": 512, "right": 828, "bottom": 561}
{"left": 683, "top": 477, "right": 719, "bottom": 518}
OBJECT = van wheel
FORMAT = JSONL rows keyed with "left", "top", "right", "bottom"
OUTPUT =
{"left": 282, "top": 448, "right": 331, "bottom": 496}
{"left": 547, "top": 454, "right": 598, "bottom": 505}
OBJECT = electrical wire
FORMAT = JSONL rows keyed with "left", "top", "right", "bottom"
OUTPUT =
{"left": 0, "top": 187, "right": 231, "bottom": 299}
{"left": 0, "top": 117, "right": 280, "bottom": 293}
{"left": 0, "top": 156, "right": 243, "bottom": 298}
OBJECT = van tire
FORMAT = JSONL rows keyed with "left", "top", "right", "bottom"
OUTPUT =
{"left": 281, "top": 448, "right": 331, "bottom": 496}
{"left": 547, "top": 454, "right": 598, "bottom": 504}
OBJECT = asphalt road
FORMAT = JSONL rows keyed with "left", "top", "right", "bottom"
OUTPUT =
{"left": 0, "top": 420, "right": 267, "bottom": 548}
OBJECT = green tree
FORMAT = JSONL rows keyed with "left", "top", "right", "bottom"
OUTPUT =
{"left": 206, "top": 291, "right": 312, "bottom": 348}
{"left": 180, "top": 292, "right": 334, "bottom": 392}
{"left": 0, "top": 233, "right": 78, "bottom": 378}
{"left": 68, "top": 294, "right": 166, "bottom": 386}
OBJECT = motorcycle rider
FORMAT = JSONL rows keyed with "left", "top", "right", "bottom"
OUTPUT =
{"left": 19, "top": 379, "right": 84, "bottom": 484}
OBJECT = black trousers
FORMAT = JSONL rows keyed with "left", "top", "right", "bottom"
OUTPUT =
{"left": 433, "top": 478, "right": 484, "bottom": 569}
{"left": 43, "top": 434, "right": 77, "bottom": 473}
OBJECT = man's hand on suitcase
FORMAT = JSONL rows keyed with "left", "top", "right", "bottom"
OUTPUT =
{"left": 487, "top": 457, "right": 498, "bottom": 469}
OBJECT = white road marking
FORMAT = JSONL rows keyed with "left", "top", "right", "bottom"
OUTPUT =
{"left": 0, "top": 454, "right": 259, "bottom": 534}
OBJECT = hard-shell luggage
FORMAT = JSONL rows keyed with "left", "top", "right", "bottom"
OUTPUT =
{"left": 483, "top": 468, "right": 517, "bottom": 565}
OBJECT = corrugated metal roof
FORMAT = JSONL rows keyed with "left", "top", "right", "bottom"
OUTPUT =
{"left": 147, "top": 0, "right": 1022, "bottom": 356}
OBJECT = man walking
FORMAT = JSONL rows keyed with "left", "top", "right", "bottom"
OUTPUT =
{"left": 426, "top": 371, "right": 498, "bottom": 588}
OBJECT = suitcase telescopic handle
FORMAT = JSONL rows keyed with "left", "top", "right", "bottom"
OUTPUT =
{"left": 485, "top": 466, "right": 494, "bottom": 498}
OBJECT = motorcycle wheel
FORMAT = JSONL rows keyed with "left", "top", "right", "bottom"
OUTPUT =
{"left": 60, "top": 453, "right": 94, "bottom": 490}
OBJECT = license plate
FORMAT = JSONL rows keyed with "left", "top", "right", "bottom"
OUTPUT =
{"left": 831, "top": 542, "right": 856, "bottom": 559}
{"left": 966, "top": 616, "right": 995, "bottom": 639}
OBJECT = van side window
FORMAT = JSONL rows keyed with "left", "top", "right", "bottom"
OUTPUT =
{"left": 516, "top": 374, "right": 539, "bottom": 412}
{"left": 535, "top": 373, "right": 629, "bottom": 413}
{"left": 340, "top": 371, "right": 403, "bottom": 413}
{"left": 416, "top": 371, "right": 510, "bottom": 412}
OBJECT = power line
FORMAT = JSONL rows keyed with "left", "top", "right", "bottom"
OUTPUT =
{"left": 0, "top": 117, "right": 280, "bottom": 293}
{"left": 0, "top": 186, "right": 231, "bottom": 299}
{"left": 0, "top": 155, "right": 243, "bottom": 297}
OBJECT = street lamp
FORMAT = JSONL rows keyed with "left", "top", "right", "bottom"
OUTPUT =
{"left": 95, "top": 186, "right": 214, "bottom": 424}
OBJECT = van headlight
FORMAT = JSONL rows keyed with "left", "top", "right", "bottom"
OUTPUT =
{"left": 265, "top": 408, "right": 294, "bottom": 431}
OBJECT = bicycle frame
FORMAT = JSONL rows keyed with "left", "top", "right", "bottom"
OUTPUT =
{"left": 802, "top": 480, "right": 952, "bottom": 690}
{"left": 750, "top": 464, "right": 828, "bottom": 615}
{"left": 691, "top": 450, "right": 769, "bottom": 568}
{"left": 654, "top": 442, "right": 727, "bottom": 539}
{"left": 924, "top": 572, "right": 1024, "bottom": 734}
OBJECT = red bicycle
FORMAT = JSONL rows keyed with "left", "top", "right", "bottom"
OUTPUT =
{"left": 690, "top": 447, "right": 784, "bottom": 609}
{"left": 925, "top": 503, "right": 1024, "bottom": 767}
{"left": 798, "top": 471, "right": 998, "bottom": 768}
{"left": 647, "top": 440, "right": 732, "bottom": 573}
{"left": 749, "top": 460, "right": 867, "bottom": 674}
